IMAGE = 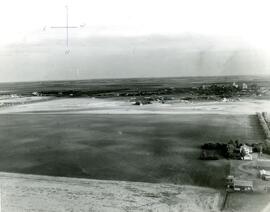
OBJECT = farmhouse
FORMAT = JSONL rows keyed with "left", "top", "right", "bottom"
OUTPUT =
{"left": 242, "top": 83, "right": 248, "bottom": 90}
{"left": 240, "top": 144, "right": 253, "bottom": 160}
{"left": 240, "top": 144, "right": 253, "bottom": 154}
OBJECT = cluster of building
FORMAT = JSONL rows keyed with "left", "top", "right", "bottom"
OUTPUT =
{"left": 226, "top": 148, "right": 270, "bottom": 192}
{"left": 232, "top": 82, "right": 248, "bottom": 90}
{"left": 225, "top": 145, "right": 254, "bottom": 192}
{"left": 200, "top": 82, "right": 249, "bottom": 91}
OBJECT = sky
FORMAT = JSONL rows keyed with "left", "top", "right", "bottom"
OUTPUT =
{"left": 0, "top": 0, "right": 270, "bottom": 82}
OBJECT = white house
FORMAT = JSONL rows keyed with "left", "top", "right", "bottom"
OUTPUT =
{"left": 240, "top": 144, "right": 253, "bottom": 160}
{"left": 242, "top": 83, "right": 248, "bottom": 90}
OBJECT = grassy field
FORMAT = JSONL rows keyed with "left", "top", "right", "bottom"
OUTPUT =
{"left": 0, "top": 114, "right": 264, "bottom": 189}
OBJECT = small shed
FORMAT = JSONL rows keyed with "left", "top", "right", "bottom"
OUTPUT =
{"left": 259, "top": 169, "right": 270, "bottom": 180}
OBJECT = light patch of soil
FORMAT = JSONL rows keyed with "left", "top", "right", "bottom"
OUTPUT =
{"left": 0, "top": 98, "right": 270, "bottom": 115}
{"left": 0, "top": 172, "right": 221, "bottom": 212}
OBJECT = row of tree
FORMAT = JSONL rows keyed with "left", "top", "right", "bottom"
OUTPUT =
{"left": 200, "top": 140, "right": 264, "bottom": 160}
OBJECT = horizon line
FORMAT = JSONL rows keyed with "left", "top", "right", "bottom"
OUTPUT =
{"left": 0, "top": 73, "right": 269, "bottom": 84}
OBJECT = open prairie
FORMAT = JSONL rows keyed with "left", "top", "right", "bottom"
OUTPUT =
{"left": 0, "top": 113, "right": 264, "bottom": 189}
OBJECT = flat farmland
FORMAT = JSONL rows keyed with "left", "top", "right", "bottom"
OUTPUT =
{"left": 0, "top": 114, "right": 264, "bottom": 189}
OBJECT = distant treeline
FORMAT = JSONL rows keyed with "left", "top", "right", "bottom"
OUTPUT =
{"left": 30, "top": 82, "right": 263, "bottom": 100}
{"left": 197, "top": 84, "right": 240, "bottom": 97}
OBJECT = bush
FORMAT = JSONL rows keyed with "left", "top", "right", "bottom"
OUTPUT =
{"left": 201, "top": 140, "right": 247, "bottom": 159}
{"left": 199, "top": 150, "right": 219, "bottom": 160}
{"left": 257, "top": 112, "right": 270, "bottom": 139}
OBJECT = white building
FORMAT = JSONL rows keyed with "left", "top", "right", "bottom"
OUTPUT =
{"left": 240, "top": 144, "right": 253, "bottom": 160}
{"left": 259, "top": 170, "right": 270, "bottom": 180}
{"left": 242, "top": 83, "right": 248, "bottom": 90}
{"left": 232, "top": 82, "right": 239, "bottom": 88}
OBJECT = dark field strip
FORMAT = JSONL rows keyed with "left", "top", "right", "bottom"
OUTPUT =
{"left": 0, "top": 114, "right": 264, "bottom": 189}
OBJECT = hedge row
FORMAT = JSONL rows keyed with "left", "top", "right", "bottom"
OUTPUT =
{"left": 257, "top": 112, "right": 270, "bottom": 140}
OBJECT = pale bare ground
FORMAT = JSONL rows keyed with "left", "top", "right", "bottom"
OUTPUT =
{"left": 0, "top": 172, "right": 220, "bottom": 212}
{"left": 0, "top": 96, "right": 53, "bottom": 105}
{"left": 223, "top": 192, "right": 270, "bottom": 212}
{"left": 0, "top": 98, "right": 270, "bottom": 115}
{"left": 261, "top": 202, "right": 270, "bottom": 212}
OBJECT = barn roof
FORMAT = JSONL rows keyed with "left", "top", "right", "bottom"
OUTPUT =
{"left": 234, "top": 180, "right": 253, "bottom": 187}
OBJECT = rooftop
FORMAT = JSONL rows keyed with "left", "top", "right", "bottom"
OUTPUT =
{"left": 234, "top": 180, "right": 253, "bottom": 187}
